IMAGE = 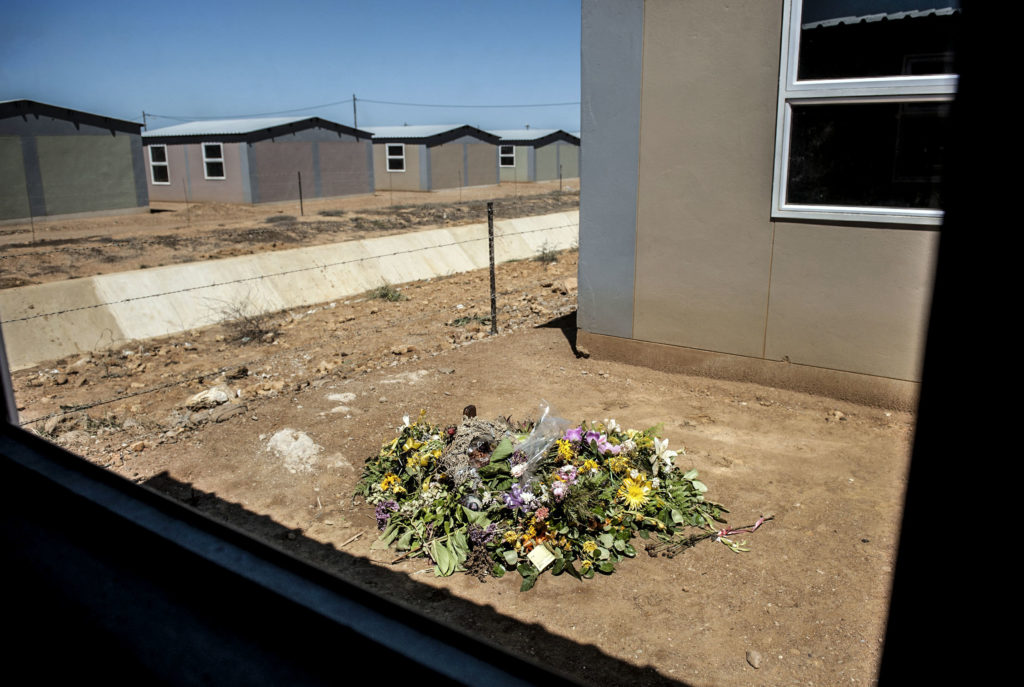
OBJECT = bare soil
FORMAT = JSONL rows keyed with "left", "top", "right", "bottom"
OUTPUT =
{"left": 5, "top": 189, "right": 911, "bottom": 687}
{"left": 0, "top": 180, "right": 579, "bottom": 288}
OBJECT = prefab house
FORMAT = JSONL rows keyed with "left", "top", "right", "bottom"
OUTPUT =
{"left": 142, "top": 117, "right": 374, "bottom": 204}
{"left": 489, "top": 129, "right": 580, "bottom": 183}
{"left": 1, "top": 99, "right": 147, "bottom": 222}
{"left": 577, "top": 0, "right": 959, "bottom": 406}
{"left": 364, "top": 125, "right": 500, "bottom": 192}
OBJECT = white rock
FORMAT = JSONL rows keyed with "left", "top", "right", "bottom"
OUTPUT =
{"left": 184, "top": 386, "right": 230, "bottom": 410}
{"left": 266, "top": 429, "right": 322, "bottom": 474}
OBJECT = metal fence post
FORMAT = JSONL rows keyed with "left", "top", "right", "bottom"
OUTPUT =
{"left": 487, "top": 201, "right": 497, "bottom": 336}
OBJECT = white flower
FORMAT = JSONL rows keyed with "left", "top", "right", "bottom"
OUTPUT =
{"left": 651, "top": 478, "right": 661, "bottom": 489}
{"left": 402, "top": 414, "right": 411, "bottom": 427}
{"left": 511, "top": 463, "right": 527, "bottom": 478}
{"left": 629, "top": 468, "right": 639, "bottom": 479}
{"left": 620, "top": 439, "right": 637, "bottom": 454}
{"left": 521, "top": 489, "right": 536, "bottom": 503}
{"left": 605, "top": 418, "right": 620, "bottom": 432}
{"left": 652, "top": 437, "right": 678, "bottom": 476}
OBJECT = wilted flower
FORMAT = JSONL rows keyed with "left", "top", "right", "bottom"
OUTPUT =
{"left": 535, "top": 507, "right": 550, "bottom": 522}
{"left": 653, "top": 437, "right": 678, "bottom": 476}
{"left": 374, "top": 500, "right": 399, "bottom": 529}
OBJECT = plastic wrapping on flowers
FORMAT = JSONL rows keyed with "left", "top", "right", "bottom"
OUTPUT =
{"left": 355, "top": 402, "right": 758, "bottom": 592}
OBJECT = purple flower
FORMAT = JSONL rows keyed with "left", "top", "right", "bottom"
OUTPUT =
{"left": 468, "top": 523, "right": 498, "bottom": 547}
{"left": 596, "top": 437, "right": 621, "bottom": 455}
{"left": 558, "top": 464, "right": 578, "bottom": 484}
{"left": 503, "top": 484, "right": 537, "bottom": 513}
{"left": 374, "top": 500, "right": 399, "bottom": 530}
{"left": 584, "top": 430, "right": 602, "bottom": 445}
{"left": 564, "top": 426, "right": 583, "bottom": 442}
{"left": 552, "top": 480, "right": 569, "bottom": 502}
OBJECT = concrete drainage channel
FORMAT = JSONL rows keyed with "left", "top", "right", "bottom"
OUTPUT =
{"left": 0, "top": 211, "right": 578, "bottom": 370}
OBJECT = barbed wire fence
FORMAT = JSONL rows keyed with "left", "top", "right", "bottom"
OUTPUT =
{"left": 4, "top": 209, "right": 579, "bottom": 433}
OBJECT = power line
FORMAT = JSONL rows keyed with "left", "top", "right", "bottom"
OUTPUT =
{"left": 144, "top": 96, "right": 579, "bottom": 122}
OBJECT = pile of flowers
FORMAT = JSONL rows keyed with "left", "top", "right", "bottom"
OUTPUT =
{"left": 356, "top": 405, "right": 763, "bottom": 591}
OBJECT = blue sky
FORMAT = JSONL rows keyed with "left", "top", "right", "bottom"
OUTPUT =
{"left": 1, "top": 0, "right": 581, "bottom": 132}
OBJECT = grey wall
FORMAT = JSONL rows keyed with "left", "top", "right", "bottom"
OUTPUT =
{"left": 578, "top": 0, "right": 644, "bottom": 338}
{"left": 1, "top": 114, "right": 148, "bottom": 220}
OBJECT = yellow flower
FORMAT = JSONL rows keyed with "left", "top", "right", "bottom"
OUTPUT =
{"left": 581, "top": 559, "right": 593, "bottom": 572}
{"left": 504, "top": 530, "right": 518, "bottom": 543}
{"left": 618, "top": 475, "right": 652, "bottom": 511}
{"left": 393, "top": 486, "right": 406, "bottom": 495}
{"left": 557, "top": 439, "right": 575, "bottom": 461}
{"left": 582, "top": 458, "right": 599, "bottom": 472}
{"left": 422, "top": 479, "right": 431, "bottom": 492}
{"left": 582, "top": 540, "right": 598, "bottom": 554}
{"left": 379, "top": 473, "right": 399, "bottom": 491}
{"left": 608, "top": 455, "right": 630, "bottom": 473}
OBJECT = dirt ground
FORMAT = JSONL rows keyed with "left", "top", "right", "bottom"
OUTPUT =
{"left": 0, "top": 179, "right": 578, "bottom": 288}
{"left": 4, "top": 190, "right": 912, "bottom": 687}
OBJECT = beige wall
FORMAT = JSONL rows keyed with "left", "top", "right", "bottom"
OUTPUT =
{"left": 583, "top": 0, "right": 939, "bottom": 383}
{"left": 633, "top": 0, "right": 781, "bottom": 359}
{"left": 464, "top": 143, "right": 497, "bottom": 187}
{"left": 146, "top": 142, "right": 245, "bottom": 203}
{"left": 373, "top": 143, "right": 422, "bottom": 191}
{"left": 430, "top": 142, "right": 463, "bottom": 190}
{"left": 499, "top": 145, "right": 530, "bottom": 182}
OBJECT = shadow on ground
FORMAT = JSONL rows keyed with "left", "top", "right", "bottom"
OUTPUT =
{"left": 143, "top": 470, "right": 691, "bottom": 687}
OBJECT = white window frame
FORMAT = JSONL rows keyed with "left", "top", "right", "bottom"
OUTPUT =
{"left": 385, "top": 143, "right": 405, "bottom": 173}
{"left": 148, "top": 144, "right": 170, "bottom": 185}
{"left": 202, "top": 142, "right": 226, "bottom": 180}
{"left": 499, "top": 144, "right": 516, "bottom": 168}
{"left": 771, "top": 0, "right": 958, "bottom": 226}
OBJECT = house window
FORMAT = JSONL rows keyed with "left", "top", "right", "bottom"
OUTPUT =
{"left": 499, "top": 145, "right": 515, "bottom": 167}
{"left": 149, "top": 145, "right": 170, "bottom": 185}
{"left": 772, "top": 0, "right": 960, "bottom": 225}
{"left": 386, "top": 143, "right": 405, "bottom": 172}
{"left": 202, "top": 143, "right": 226, "bottom": 179}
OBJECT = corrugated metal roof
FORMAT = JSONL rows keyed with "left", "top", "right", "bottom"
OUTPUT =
{"left": 142, "top": 116, "right": 318, "bottom": 138}
{"left": 488, "top": 128, "right": 560, "bottom": 142}
{"left": 802, "top": 6, "right": 959, "bottom": 30}
{"left": 362, "top": 124, "right": 469, "bottom": 139}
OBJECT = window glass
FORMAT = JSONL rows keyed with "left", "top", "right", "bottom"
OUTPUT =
{"left": 798, "top": 0, "right": 961, "bottom": 80}
{"left": 150, "top": 146, "right": 167, "bottom": 163}
{"left": 151, "top": 164, "right": 170, "bottom": 184}
{"left": 204, "top": 144, "right": 222, "bottom": 159}
{"left": 499, "top": 145, "right": 515, "bottom": 167}
{"left": 786, "top": 101, "right": 950, "bottom": 209}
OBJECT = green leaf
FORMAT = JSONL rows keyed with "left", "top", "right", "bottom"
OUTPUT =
{"left": 598, "top": 533, "right": 614, "bottom": 548}
{"left": 671, "top": 509, "right": 685, "bottom": 524}
{"left": 638, "top": 530, "right": 650, "bottom": 540}
{"left": 564, "top": 561, "right": 582, "bottom": 580}
{"left": 683, "top": 468, "right": 699, "bottom": 480}
{"left": 552, "top": 558, "right": 566, "bottom": 575}
{"left": 396, "top": 530, "right": 413, "bottom": 551}
{"left": 461, "top": 506, "right": 491, "bottom": 526}
{"left": 431, "top": 539, "right": 456, "bottom": 576}
{"left": 520, "top": 574, "right": 538, "bottom": 592}
{"left": 597, "top": 546, "right": 610, "bottom": 560}
{"left": 492, "top": 563, "right": 506, "bottom": 578}
{"left": 490, "top": 437, "right": 514, "bottom": 464}
{"left": 613, "top": 539, "right": 626, "bottom": 552}
{"left": 503, "top": 549, "right": 519, "bottom": 566}
{"left": 691, "top": 480, "right": 708, "bottom": 493}
{"left": 598, "top": 561, "right": 615, "bottom": 574}
{"left": 623, "top": 544, "right": 636, "bottom": 557}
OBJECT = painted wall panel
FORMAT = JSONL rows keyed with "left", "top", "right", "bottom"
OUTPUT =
{"left": 0, "top": 137, "right": 30, "bottom": 220}
{"left": 578, "top": 0, "right": 644, "bottom": 338}
{"left": 145, "top": 144, "right": 189, "bottom": 202}
{"left": 765, "top": 223, "right": 938, "bottom": 380}
{"left": 631, "top": 0, "right": 781, "bottom": 358}
{"left": 319, "top": 140, "right": 373, "bottom": 197}
{"left": 499, "top": 145, "right": 530, "bottom": 182}
{"left": 182, "top": 142, "right": 246, "bottom": 203}
{"left": 464, "top": 143, "right": 497, "bottom": 187}
{"left": 536, "top": 143, "right": 579, "bottom": 181}
{"left": 249, "top": 140, "right": 316, "bottom": 203}
{"left": 557, "top": 142, "right": 579, "bottom": 179}
{"left": 373, "top": 143, "right": 422, "bottom": 191}
{"left": 429, "top": 143, "right": 463, "bottom": 190}
{"left": 36, "top": 135, "right": 138, "bottom": 215}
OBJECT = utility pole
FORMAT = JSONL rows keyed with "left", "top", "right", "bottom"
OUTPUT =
{"left": 142, "top": 111, "right": 147, "bottom": 130}
{"left": 352, "top": 94, "right": 357, "bottom": 129}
